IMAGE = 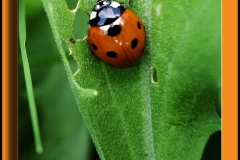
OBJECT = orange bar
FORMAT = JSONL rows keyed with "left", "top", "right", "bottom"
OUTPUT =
{"left": 2, "top": 0, "right": 10, "bottom": 159}
{"left": 222, "top": 0, "right": 238, "bottom": 159}
{"left": 2, "top": 0, "right": 18, "bottom": 159}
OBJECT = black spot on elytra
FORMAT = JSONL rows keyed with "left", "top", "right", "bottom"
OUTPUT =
{"left": 107, "top": 25, "right": 122, "bottom": 36}
{"left": 106, "top": 51, "right": 118, "bottom": 58}
{"left": 131, "top": 38, "right": 138, "bottom": 49}
{"left": 137, "top": 21, "right": 141, "bottom": 29}
{"left": 91, "top": 43, "right": 98, "bottom": 50}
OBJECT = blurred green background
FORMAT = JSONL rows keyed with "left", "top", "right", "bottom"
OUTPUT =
{"left": 19, "top": 0, "right": 221, "bottom": 159}
{"left": 19, "top": 0, "right": 100, "bottom": 159}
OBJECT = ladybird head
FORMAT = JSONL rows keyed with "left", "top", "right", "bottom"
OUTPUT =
{"left": 93, "top": 0, "right": 111, "bottom": 11}
{"left": 88, "top": 0, "right": 126, "bottom": 27}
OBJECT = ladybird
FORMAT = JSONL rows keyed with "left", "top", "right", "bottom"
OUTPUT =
{"left": 87, "top": 0, "right": 146, "bottom": 68}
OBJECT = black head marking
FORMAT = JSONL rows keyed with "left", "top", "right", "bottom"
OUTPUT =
{"left": 107, "top": 25, "right": 122, "bottom": 36}
{"left": 88, "top": 1, "right": 126, "bottom": 26}
{"left": 91, "top": 43, "right": 98, "bottom": 50}
{"left": 131, "top": 38, "right": 138, "bottom": 49}
{"left": 106, "top": 51, "right": 118, "bottom": 58}
{"left": 137, "top": 21, "right": 141, "bottom": 29}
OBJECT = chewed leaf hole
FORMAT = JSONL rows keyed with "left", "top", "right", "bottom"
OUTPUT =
{"left": 151, "top": 66, "right": 158, "bottom": 83}
{"left": 65, "top": 0, "right": 78, "bottom": 10}
{"left": 72, "top": 10, "right": 88, "bottom": 39}
{"left": 61, "top": 39, "right": 69, "bottom": 53}
{"left": 201, "top": 131, "right": 221, "bottom": 160}
{"left": 215, "top": 89, "right": 221, "bottom": 118}
{"left": 61, "top": 39, "right": 78, "bottom": 74}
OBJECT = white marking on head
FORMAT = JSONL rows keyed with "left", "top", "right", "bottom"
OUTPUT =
{"left": 103, "top": 1, "right": 107, "bottom": 5}
{"left": 96, "top": 4, "right": 100, "bottom": 9}
{"left": 110, "top": 2, "right": 120, "bottom": 8}
{"left": 90, "top": 11, "right": 97, "bottom": 20}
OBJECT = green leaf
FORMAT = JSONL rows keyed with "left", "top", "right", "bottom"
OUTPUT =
{"left": 41, "top": 0, "right": 221, "bottom": 159}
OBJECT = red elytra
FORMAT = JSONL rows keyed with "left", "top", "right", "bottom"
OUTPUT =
{"left": 87, "top": 1, "right": 146, "bottom": 68}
